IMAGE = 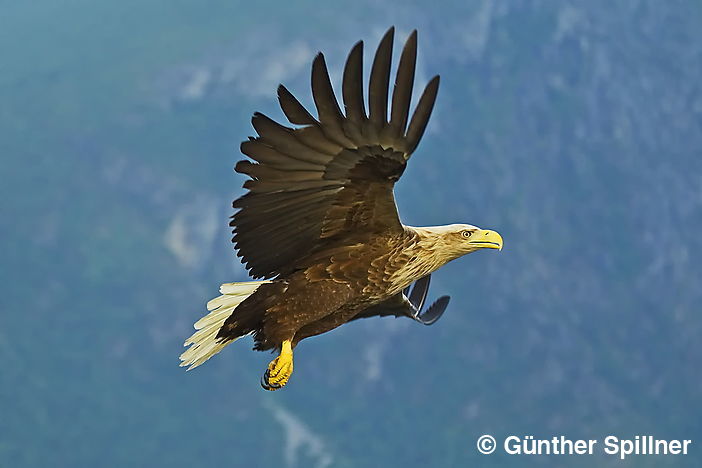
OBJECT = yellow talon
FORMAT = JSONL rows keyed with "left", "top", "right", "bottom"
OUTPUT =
{"left": 261, "top": 339, "right": 294, "bottom": 391}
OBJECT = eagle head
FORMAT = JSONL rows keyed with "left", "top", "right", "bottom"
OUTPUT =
{"left": 413, "top": 224, "right": 503, "bottom": 266}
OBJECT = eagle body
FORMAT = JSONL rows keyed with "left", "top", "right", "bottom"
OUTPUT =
{"left": 219, "top": 226, "right": 460, "bottom": 350}
{"left": 180, "top": 27, "right": 503, "bottom": 390}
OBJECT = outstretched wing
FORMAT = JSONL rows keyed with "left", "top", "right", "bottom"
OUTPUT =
{"left": 232, "top": 27, "right": 440, "bottom": 279}
{"left": 350, "top": 274, "right": 450, "bottom": 325}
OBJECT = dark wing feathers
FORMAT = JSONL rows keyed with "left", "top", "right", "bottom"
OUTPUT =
{"left": 405, "top": 75, "right": 440, "bottom": 154}
{"left": 240, "top": 140, "right": 324, "bottom": 171}
{"left": 277, "top": 85, "right": 318, "bottom": 126}
{"left": 368, "top": 27, "right": 394, "bottom": 129}
{"left": 232, "top": 27, "right": 440, "bottom": 279}
{"left": 341, "top": 41, "right": 366, "bottom": 130}
{"left": 294, "top": 126, "right": 344, "bottom": 154}
{"left": 388, "top": 30, "right": 417, "bottom": 139}
{"left": 311, "top": 54, "right": 356, "bottom": 148}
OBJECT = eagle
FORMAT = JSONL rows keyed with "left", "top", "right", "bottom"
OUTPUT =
{"left": 180, "top": 27, "right": 503, "bottom": 390}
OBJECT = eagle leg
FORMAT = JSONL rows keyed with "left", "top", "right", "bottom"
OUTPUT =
{"left": 261, "top": 339, "right": 294, "bottom": 391}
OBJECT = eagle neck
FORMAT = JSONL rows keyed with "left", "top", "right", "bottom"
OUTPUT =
{"left": 386, "top": 225, "right": 457, "bottom": 291}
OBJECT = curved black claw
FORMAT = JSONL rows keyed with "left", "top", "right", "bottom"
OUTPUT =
{"left": 415, "top": 295, "right": 450, "bottom": 325}
{"left": 261, "top": 369, "right": 282, "bottom": 391}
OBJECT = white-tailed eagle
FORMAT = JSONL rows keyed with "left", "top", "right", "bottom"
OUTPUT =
{"left": 180, "top": 27, "right": 503, "bottom": 390}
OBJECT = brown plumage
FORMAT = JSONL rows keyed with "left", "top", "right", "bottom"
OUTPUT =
{"left": 180, "top": 27, "right": 503, "bottom": 390}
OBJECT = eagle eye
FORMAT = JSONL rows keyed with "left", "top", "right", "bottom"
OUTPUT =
{"left": 461, "top": 230, "right": 473, "bottom": 238}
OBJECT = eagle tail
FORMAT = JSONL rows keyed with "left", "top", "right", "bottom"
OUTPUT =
{"left": 179, "top": 280, "right": 270, "bottom": 370}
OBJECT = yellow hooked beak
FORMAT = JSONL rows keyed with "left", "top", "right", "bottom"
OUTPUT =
{"left": 468, "top": 229, "right": 503, "bottom": 251}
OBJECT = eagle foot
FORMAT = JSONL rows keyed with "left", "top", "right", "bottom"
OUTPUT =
{"left": 261, "top": 339, "right": 294, "bottom": 391}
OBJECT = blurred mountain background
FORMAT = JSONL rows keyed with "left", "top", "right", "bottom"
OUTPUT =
{"left": 2, "top": 1, "right": 701, "bottom": 466}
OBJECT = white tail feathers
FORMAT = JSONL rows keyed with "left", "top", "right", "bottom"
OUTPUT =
{"left": 179, "top": 280, "right": 270, "bottom": 370}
